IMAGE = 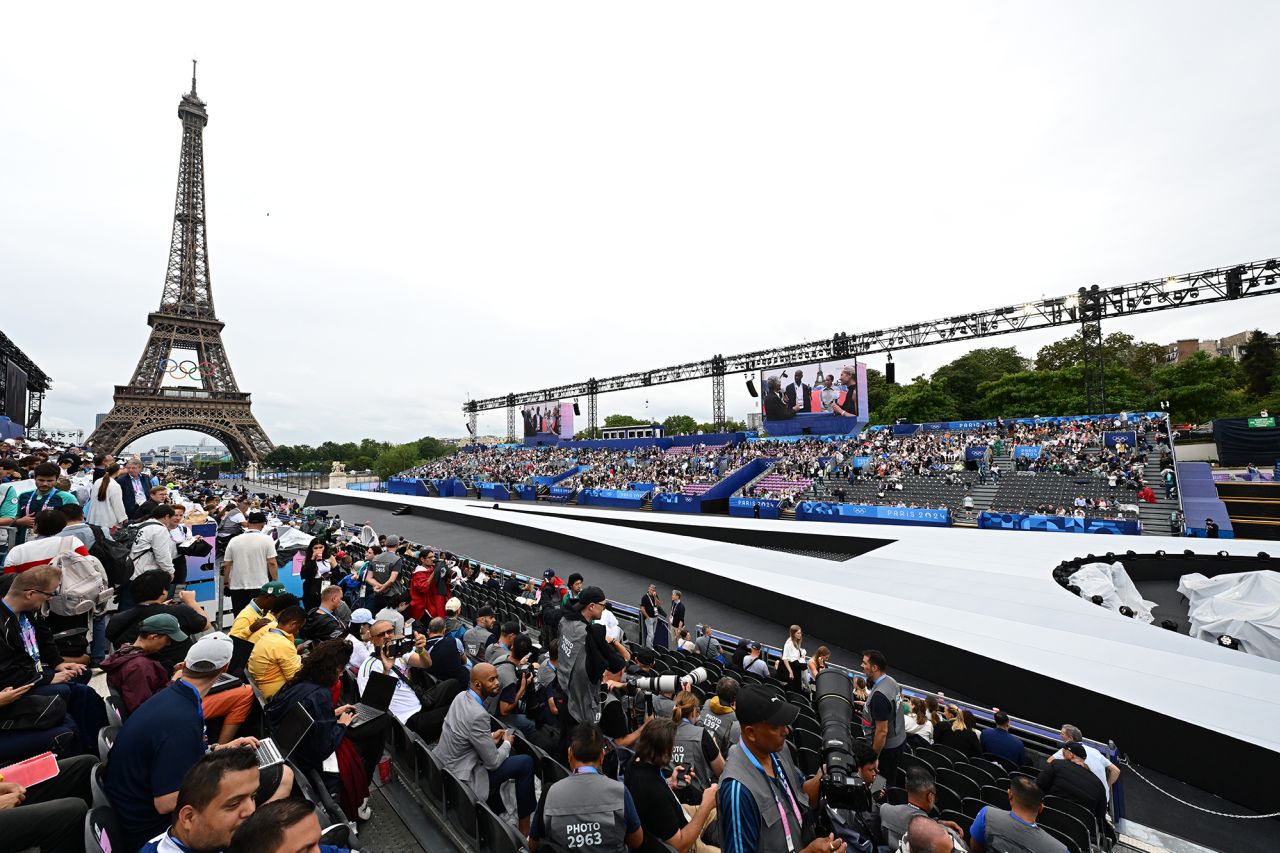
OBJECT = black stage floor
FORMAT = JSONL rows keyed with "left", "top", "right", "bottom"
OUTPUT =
{"left": 313, "top": 498, "right": 1278, "bottom": 852}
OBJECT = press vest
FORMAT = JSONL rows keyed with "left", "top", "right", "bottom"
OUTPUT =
{"left": 981, "top": 808, "right": 1064, "bottom": 853}
{"left": 543, "top": 770, "right": 628, "bottom": 851}
{"left": 699, "top": 699, "right": 741, "bottom": 755}
{"left": 667, "top": 720, "right": 714, "bottom": 796}
{"left": 868, "top": 673, "right": 906, "bottom": 750}
{"left": 720, "top": 743, "right": 807, "bottom": 853}
{"left": 463, "top": 625, "right": 491, "bottom": 661}
{"left": 557, "top": 617, "right": 599, "bottom": 724}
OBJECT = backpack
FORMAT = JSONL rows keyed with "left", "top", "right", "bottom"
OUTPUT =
{"left": 117, "top": 520, "right": 164, "bottom": 577}
{"left": 48, "top": 538, "right": 113, "bottom": 617}
{"left": 89, "top": 524, "right": 132, "bottom": 586}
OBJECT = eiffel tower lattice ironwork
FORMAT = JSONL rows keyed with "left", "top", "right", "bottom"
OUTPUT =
{"left": 87, "top": 64, "right": 273, "bottom": 464}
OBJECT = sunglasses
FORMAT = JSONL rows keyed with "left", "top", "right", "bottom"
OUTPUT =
{"left": 32, "top": 587, "right": 60, "bottom": 597}
{"left": 373, "top": 629, "right": 395, "bottom": 638}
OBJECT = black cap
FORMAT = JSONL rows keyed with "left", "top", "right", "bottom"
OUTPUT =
{"left": 246, "top": 510, "right": 268, "bottom": 524}
{"left": 735, "top": 685, "right": 800, "bottom": 727}
{"left": 634, "top": 647, "right": 657, "bottom": 665}
{"left": 1064, "top": 742, "right": 1087, "bottom": 759}
{"left": 477, "top": 605, "right": 495, "bottom": 618}
{"left": 574, "top": 586, "right": 606, "bottom": 608}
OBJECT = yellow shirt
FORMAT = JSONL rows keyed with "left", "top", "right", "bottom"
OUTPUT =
{"left": 247, "top": 627, "right": 300, "bottom": 699}
{"left": 230, "top": 601, "right": 275, "bottom": 643}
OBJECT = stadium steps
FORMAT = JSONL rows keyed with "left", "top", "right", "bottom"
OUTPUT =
{"left": 1139, "top": 457, "right": 1178, "bottom": 536}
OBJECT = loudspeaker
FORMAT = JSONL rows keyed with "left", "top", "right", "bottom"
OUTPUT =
{"left": 885, "top": 362, "right": 896, "bottom": 384}
{"left": 573, "top": 402, "right": 581, "bottom": 416}
{"left": 745, "top": 379, "right": 758, "bottom": 398}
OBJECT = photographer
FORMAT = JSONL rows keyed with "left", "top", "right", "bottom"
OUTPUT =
{"left": 717, "top": 685, "right": 844, "bottom": 853}
{"left": 629, "top": 648, "right": 676, "bottom": 720}
{"left": 357, "top": 618, "right": 460, "bottom": 742}
{"left": 556, "top": 586, "right": 628, "bottom": 762}
{"left": 880, "top": 767, "right": 964, "bottom": 850}
{"left": 463, "top": 605, "right": 498, "bottom": 662}
{"left": 625, "top": 718, "right": 719, "bottom": 853}
{"left": 421, "top": 616, "right": 470, "bottom": 688}
{"left": 490, "top": 633, "right": 538, "bottom": 737}
{"left": 667, "top": 692, "right": 724, "bottom": 805}
{"left": 700, "top": 677, "right": 742, "bottom": 756}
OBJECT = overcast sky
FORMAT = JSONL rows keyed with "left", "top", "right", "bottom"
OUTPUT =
{"left": 4, "top": 2, "right": 1279, "bottom": 449}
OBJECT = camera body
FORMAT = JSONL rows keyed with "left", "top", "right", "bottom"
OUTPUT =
{"left": 386, "top": 636, "right": 417, "bottom": 658}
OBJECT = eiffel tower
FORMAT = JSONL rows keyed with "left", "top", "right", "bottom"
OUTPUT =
{"left": 88, "top": 64, "right": 273, "bottom": 464}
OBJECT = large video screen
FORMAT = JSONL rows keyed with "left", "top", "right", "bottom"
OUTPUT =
{"left": 521, "top": 400, "right": 574, "bottom": 438}
{"left": 758, "top": 361, "right": 867, "bottom": 430}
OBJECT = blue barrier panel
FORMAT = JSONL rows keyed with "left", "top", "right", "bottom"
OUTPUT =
{"left": 1012, "top": 446, "right": 1042, "bottom": 459}
{"left": 629, "top": 483, "right": 657, "bottom": 495}
{"left": 440, "top": 478, "right": 468, "bottom": 497}
{"left": 977, "top": 512, "right": 1142, "bottom": 535}
{"left": 579, "top": 489, "right": 647, "bottom": 509}
{"left": 669, "top": 432, "right": 744, "bottom": 447}
{"left": 549, "top": 487, "right": 573, "bottom": 497}
{"left": 920, "top": 420, "right": 995, "bottom": 432}
{"left": 704, "top": 458, "right": 774, "bottom": 501}
{"left": 652, "top": 493, "right": 703, "bottom": 514}
{"left": 965, "top": 447, "right": 988, "bottom": 461}
{"left": 796, "top": 502, "right": 951, "bottom": 527}
{"left": 851, "top": 456, "right": 870, "bottom": 469}
{"left": 478, "top": 483, "right": 511, "bottom": 501}
{"left": 387, "top": 477, "right": 429, "bottom": 496}
{"left": 513, "top": 484, "right": 539, "bottom": 500}
{"left": 1104, "top": 431, "right": 1137, "bottom": 448}
{"left": 730, "top": 497, "right": 782, "bottom": 519}
{"left": 531, "top": 466, "right": 585, "bottom": 486}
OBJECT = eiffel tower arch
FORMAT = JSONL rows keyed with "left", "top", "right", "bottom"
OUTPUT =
{"left": 88, "top": 64, "right": 273, "bottom": 465}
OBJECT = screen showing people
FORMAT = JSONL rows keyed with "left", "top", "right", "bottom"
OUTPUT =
{"left": 521, "top": 401, "right": 574, "bottom": 438}
{"left": 759, "top": 362, "right": 865, "bottom": 423}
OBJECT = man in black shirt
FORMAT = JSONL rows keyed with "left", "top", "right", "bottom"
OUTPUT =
{"left": 107, "top": 569, "right": 211, "bottom": 670}
{"left": 300, "top": 585, "right": 347, "bottom": 643}
{"left": 669, "top": 590, "right": 685, "bottom": 633}
{"left": 1205, "top": 517, "right": 1220, "bottom": 538}
{"left": 556, "top": 586, "right": 628, "bottom": 762}
{"left": 1037, "top": 742, "right": 1107, "bottom": 831}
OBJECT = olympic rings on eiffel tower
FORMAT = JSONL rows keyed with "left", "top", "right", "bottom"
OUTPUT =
{"left": 159, "top": 358, "right": 218, "bottom": 380}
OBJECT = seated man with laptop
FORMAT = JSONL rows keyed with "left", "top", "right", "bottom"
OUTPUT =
{"left": 356, "top": 619, "right": 462, "bottom": 743}
{"left": 105, "top": 632, "right": 295, "bottom": 852}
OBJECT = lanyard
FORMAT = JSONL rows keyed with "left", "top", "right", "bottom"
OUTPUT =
{"left": 739, "top": 741, "right": 803, "bottom": 853}
{"left": 3, "top": 601, "right": 40, "bottom": 673}
{"left": 467, "top": 689, "right": 485, "bottom": 708}
{"left": 250, "top": 601, "right": 264, "bottom": 616}
{"left": 21, "top": 490, "right": 55, "bottom": 516}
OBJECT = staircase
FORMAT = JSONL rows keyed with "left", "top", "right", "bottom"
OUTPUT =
{"left": 963, "top": 451, "right": 1012, "bottom": 526}
{"left": 1138, "top": 456, "right": 1178, "bottom": 536}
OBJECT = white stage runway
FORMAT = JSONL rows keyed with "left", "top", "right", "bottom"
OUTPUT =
{"left": 308, "top": 489, "right": 1280, "bottom": 810}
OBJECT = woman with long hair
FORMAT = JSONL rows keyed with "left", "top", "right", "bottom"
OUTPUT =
{"left": 299, "top": 538, "right": 334, "bottom": 610}
{"left": 265, "top": 640, "right": 381, "bottom": 821}
{"left": 904, "top": 696, "right": 934, "bottom": 746}
{"left": 780, "top": 624, "right": 806, "bottom": 691}
{"left": 87, "top": 462, "right": 127, "bottom": 532}
{"left": 806, "top": 645, "right": 830, "bottom": 691}
{"left": 624, "top": 718, "right": 720, "bottom": 853}
{"left": 666, "top": 691, "right": 725, "bottom": 807}
{"left": 934, "top": 705, "right": 982, "bottom": 758}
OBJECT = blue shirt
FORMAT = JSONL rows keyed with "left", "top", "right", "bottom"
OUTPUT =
{"left": 105, "top": 681, "right": 207, "bottom": 850}
{"left": 718, "top": 748, "right": 805, "bottom": 853}
{"left": 971, "top": 806, "right": 1065, "bottom": 851}
{"left": 980, "top": 726, "right": 1027, "bottom": 766}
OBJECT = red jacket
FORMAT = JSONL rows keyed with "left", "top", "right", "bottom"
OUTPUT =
{"left": 100, "top": 645, "right": 170, "bottom": 714}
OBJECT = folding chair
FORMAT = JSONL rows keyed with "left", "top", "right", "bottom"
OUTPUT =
{"left": 443, "top": 770, "right": 481, "bottom": 847}
{"left": 97, "top": 725, "right": 119, "bottom": 764}
{"left": 84, "top": 805, "right": 123, "bottom": 853}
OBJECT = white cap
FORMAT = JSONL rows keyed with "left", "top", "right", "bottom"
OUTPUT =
{"left": 350, "top": 608, "right": 374, "bottom": 625}
{"left": 445, "top": 597, "right": 461, "bottom": 613}
{"left": 185, "top": 631, "right": 234, "bottom": 675}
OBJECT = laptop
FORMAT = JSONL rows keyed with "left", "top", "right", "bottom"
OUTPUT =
{"left": 255, "top": 703, "right": 314, "bottom": 769}
{"left": 208, "top": 672, "right": 243, "bottom": 695}
{"left": 349, "top": 670, "right": 398, "bottom": 728}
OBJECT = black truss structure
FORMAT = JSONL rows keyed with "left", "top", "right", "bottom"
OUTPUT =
{"left": 0, "top": 331, "right": 50, "bottom": 429}
{"left": 465, "top": 257, "right": 1280, "bottom": 416}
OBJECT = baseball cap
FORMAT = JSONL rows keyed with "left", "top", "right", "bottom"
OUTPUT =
{"left": 246, "top": 510, "right": 268, "bottom": 524}
{"left": 260, "top": 581, "right": 287, "bottom": 595}
{"left": 748, "top": 641, "right": 762, "bottom": 651}
{"left": 477, "top": 605, "right": 496, "bottom": 618}
{"left": 574, "top": 586, "right": 606, "bottom": 608}
{"left": 634, "top": 647, "right": 657, "bottom": 665}
{"left": 350, "top": 608, "right": 374, "bottom": 625}
{"left": 445, "top": 597, "right": 461, "bottom": 613}
{"left": 386, "top": 535, "right": 401, "bottom": 547}
{"left": 138, "top": 613, "right": 188, "bottom": 642}
{"left": 1064, "top": 742, "right": 1087, "bottom": 759}
{"left": 543, "top": 568, "right": 557, "bottom": 580}
{"left": 735, "top": 685, "right": 800, "bottom": 727}
{"left": 185, "top": 631, "right": 234, "bottom": 675}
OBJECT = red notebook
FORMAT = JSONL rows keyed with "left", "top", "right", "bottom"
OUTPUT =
{"left": 0, "top": 751, "right": 59, "bottom": 787}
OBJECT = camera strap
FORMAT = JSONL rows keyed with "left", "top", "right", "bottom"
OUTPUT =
{"left": 742, "top": 747, "right": 803, "bottom": 852}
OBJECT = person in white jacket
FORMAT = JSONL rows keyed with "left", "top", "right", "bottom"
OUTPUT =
{"left": 129, "top": 504, "right": 179, "bottom": 578}
{"left": 88, "top": 464, "right": 128, "bottom": 532}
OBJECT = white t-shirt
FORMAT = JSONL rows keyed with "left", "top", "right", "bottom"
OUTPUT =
{"left": 782, "top": 639, "right": 806, "bottom": 663}
{"left": 223, "top": 529, "right": 276, "bottom": 590}
{"left": 598, "top": 607, "right": 621, "bottom": 642}
{"left": 1081, "top": 744, "right": 1113, "bottom": 801}
{"left": 357, "top": 655, "right": 420, "bottom": 724}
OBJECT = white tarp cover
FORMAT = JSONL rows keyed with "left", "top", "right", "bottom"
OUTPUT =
{"left": 1178, "top": 571, "right": 1280, "bottom": 662}
{"left": 1068, "top": 561, "right": 1158, "bottom": 623}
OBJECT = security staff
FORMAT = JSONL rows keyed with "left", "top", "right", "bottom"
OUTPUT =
{"left": 463, "top": 605, "right": 497, "bottom": 662}
{"left": 556, "top": 587, "right": 627, "bottom": 762}
{"left": 529, "top": 724, "right": 643, "bottom": 851}
{"left": 862, "top": 649, "right": 907, "bottom": 784}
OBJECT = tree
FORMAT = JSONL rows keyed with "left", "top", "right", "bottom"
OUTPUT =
{"left": 414, "top": 436, "right": 456, "bottom": 461}
{"left": 1151, "top": 352, "right": 1247, "bottom": 423}
{"left": 975, "top": 365, "right": 1150, "bottom": 418}
{"left": 1239, "top": 331, "right": 1278, "bottom": 399}
{"left": 878, "top": 377, "right": 959, "bottom": 424}
{"left": 931, "top": 347, "right": 1029, "bottom": 419}
{"left": 1035, "top": 330, "right": 1165, "bottom": 378}
{"left": 604, "top": 414, "right": 648, "bottom": 427}
{"left": 863, "top": 368, "right": 899, "bottom": 423}
{"left": 662, "top": 415, "right": 699, "bottom": 435}
{"left": 373, "top": 443, "right": 421, "bottom": 480}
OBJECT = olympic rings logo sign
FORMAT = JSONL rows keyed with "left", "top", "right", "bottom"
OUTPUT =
{"left": 159, "top": 358, "right": 218, "bottom": 380}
